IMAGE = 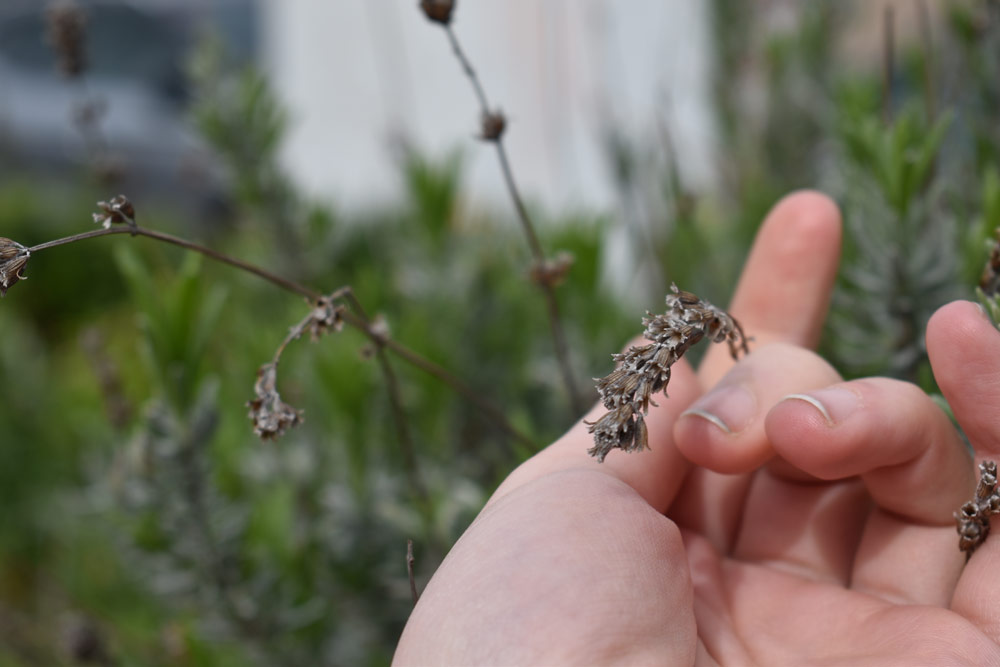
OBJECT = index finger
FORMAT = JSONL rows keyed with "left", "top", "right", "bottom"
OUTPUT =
{"left": 698, "top": 190, "right": 842, "bottom": 387}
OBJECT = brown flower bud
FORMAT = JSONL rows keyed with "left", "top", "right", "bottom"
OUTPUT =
{"left": 479, "top": 110, "right": 507, "bottom": 141}
{"left": 419, "top": 0, "right": 455, "bottom": 25}
{"left": 92, "top": 195, "right": 137, "bottom": 230}
{"left": 46, "top": 1, "right": 87, "bottom": 78}
{"left": 0, "top": 237, "right": 30, "bottom": 297}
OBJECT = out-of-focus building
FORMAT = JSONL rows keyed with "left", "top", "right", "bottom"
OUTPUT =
{"left": 260, "top": 1, "right": 717, "bottom": 213}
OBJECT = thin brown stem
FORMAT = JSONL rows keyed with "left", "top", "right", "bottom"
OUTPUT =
{"left": 339, "top": 309, "right": 536, "bottom": 450}
{"left": 882, "top": 5, "right": 896, "bottom": 125}
{"left": 30, "top": 226, "right": 320, "bottom": 301}
{"left": 340, "top": 289, "right": 428, "bottom": 504}
{"left": 440, "top": 24, "right": 585, "bottom": 414}
{"left": 444, "top": 25, "right": 490, "bottom": 113}
{"left": 917, "top": 0, "right": 936, "bottom": 122}
{"left": 28, "top": 224, "right": 537, "bottom": 449}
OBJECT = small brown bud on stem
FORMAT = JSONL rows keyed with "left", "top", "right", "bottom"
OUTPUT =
{"left": 479, "top": 110, "right": 507, "bottom": 142}
{"left": 93, "top": 195, "right": 137, "bottom": 233}
{"left": 530, "top": 252, "right": 574, "bottom": 288}
{"left": 419, "top": 0, "right": 455, "bottom": 25}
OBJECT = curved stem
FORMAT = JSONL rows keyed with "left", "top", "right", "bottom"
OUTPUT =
{"left": 27, "top": 224, "right": 537, "bottom": 449}
{"left": 30, "top": 226, "right": 320, "bottom": 301}
{"left": 440, "top": 24, "right": 585, "bottom": 414}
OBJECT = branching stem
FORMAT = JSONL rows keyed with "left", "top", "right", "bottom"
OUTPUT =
{"left": 442, "top": 24, "right": 585, "bottom": 414}
{"left": 27, "top": 224, "right": 536, "bottom": 450}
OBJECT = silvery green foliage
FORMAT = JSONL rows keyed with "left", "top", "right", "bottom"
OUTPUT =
{"left": 109, "top": 381, "right": 482, "bottom": 665}
{"left": 832, "top": 185, "right": 961, "bottom": 378}
{"left": 829, "top": 109, "right": 962, "bottom": 380}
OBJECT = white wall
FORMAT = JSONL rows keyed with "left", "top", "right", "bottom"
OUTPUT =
{"left": 260, "top": 0, "right": 715, "bottom": 215}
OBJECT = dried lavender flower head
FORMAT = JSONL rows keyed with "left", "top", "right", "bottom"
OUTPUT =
{"left": 93, "top": 195, "right": 136, "bottom": 230}
{"left": 0, "top": 238, "right": 30, "bottom": 297}
{"left": 247, "top": 362, "right": 303, "bottom": 440}
{"left": 587, "top": 284, "right": 748, "bottom": 462}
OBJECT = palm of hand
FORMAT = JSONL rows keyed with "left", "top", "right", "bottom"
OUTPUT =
{"left": 395, "top": 193, "right": 1000, "bottom": 665}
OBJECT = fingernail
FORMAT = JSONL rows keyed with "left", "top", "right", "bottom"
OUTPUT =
{"left": 782, "top": 387, "right": 860, "bottom": 426}
{"left": 682, "top": 384, "right": 755, "bottom": 434}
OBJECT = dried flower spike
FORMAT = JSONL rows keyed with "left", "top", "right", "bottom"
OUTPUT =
{"left": 479, "top": 110, "right": 507, "bottom": 142}
{"left": 247, "top": 363, "right": 303, "bottom": 440}
{"left": 587, "top": 284, "right": 749, "bottom": 462}
{"left": 92, "top": 195, "right": 137, "bottom": 231}
{"left": 46, "top": 0, "right": 87, "bottom": 78}
{"left": 955, "top": 460, "right": 1000, "bottom": 556}
{"left": 0, "top": 238, "right": 30, "bottom": 297}
{"left": 420, "top": 0, "right": 455, "bottom": 25}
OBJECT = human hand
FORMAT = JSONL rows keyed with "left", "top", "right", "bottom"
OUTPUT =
{"left": 394, "top": 192, "right": 1000, "bottom": 665}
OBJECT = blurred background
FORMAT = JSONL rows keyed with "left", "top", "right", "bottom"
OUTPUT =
{"left": 0, "top": 0, "right": 997, "bottom": 664}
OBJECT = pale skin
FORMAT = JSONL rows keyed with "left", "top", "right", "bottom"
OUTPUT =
{"left": 394, "top": 191, "right": 1000, "bottom": 665}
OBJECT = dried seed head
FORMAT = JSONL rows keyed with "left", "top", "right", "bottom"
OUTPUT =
{"left": 247, "top": 363, "right": 303, "bottom": 440}
{"left": 93, "top": 195, "right": 137, "bottom": 230}
{"left": 587, "top": 283, "right": 749, "bottom": 462}
{"left": 46, "top": 1, "right": 87, "bottom": 78}
{"left": 306, "top": 296, "right": 345, "bottom": 342}
{"left": 530, "top": 252, "right": 574, "bottom": 288}
{"left": 0, "top": 238, "right": 30, "bottom": 297}
{"left": 479, "top": 110, "right": 507, "bottom": 142}
{"left": 420, "top": 0, "right": 455, "bottom": 25}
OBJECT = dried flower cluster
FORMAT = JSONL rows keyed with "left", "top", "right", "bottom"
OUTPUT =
{"left": 956, "top": 460, "right": 1000, "bottom": 555}
{"left": 980, "top": 228, "right": 1000, "bottom": 297}
{"left": 419, "top": 0, "right": 455, "bottom": 25}
{"left": 46, "top": 1, "right": 87, "bottom": 78}
{"left": 93, "top": 195, "right": 137, "bottom": 230}
{"left": 306, "top": 295, "right": 345, "bottom": 341}
{"left": 247, "top": 362, "right": 303, "bottom": 440}
{"left": 587, "top": 284, "right": 749, "bottom": 462}
{"left": 247, "top": 291, "right": 351, "bottom": 440}
{"left": 479, "top": 111, "right": 507, "bottom": 142}
{"left": 0, "top": 237, "right": 30, "bottom": 297}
